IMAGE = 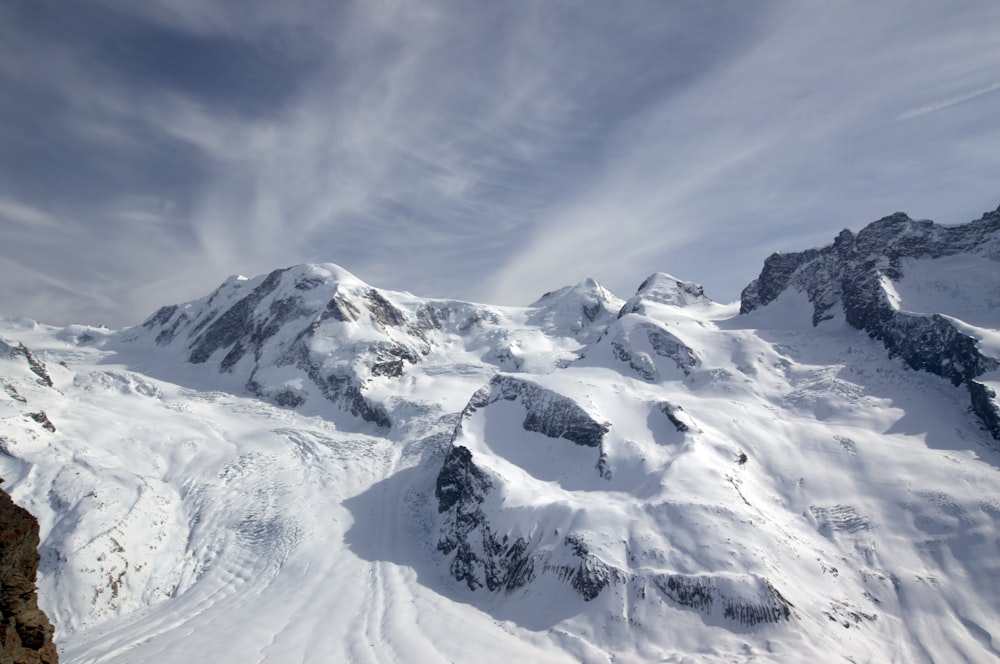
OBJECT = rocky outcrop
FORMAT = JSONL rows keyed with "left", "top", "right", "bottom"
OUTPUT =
{"left": 0, "top": 485, "right": 58, "bottom": 664}
{"left": 741, "top": 207, "right": 1000, "bottom": 442}
{"left": 129, "top": 265, "right": 547, "bottom": 429}
{"left": 546, "top": 536, "right": 622, "bottom": 602}
{"left": 434, "top": 446, "right": 622, "bottom": 600}
{"left": 657, "top": 402, "right": 692, "bottom": 433}
{"left": 0, "top": 342, "right": 52, "bottom": 389}
{"left": 130, "top": 266, "right": 439, "bottom": 427}
{"left": 968, "top": 380, "right": 1000, "bottom": 441}
{"left": 474, "top": 375, "right": 610, "bottom": 447}
{"left": 609, "top": 320, "right": 699, "bottom": 382}
{"left": 652, "top": 573, "right": 793, "bottom": 627}
{"left": 434, "top": 382, "right": 614, "bottom": 598}
{"left": 434, "top": 446, "right": 534, "bottom": 592}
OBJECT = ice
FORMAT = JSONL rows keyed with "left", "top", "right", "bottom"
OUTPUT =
{"left": 0, "top": 255, "right": 998, "bottom": 663}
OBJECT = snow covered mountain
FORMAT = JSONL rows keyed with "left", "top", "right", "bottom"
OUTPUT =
{"left": 1, "top": 208, "right": 999, "bottom": 663}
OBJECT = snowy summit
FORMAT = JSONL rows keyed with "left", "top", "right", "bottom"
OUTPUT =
{"left": 1, "top": 207, "right": 999, "bottom": 663}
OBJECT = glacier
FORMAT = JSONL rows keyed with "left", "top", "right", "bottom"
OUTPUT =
{"left": 1, "top": 208, "right": 999, "bottom": 662}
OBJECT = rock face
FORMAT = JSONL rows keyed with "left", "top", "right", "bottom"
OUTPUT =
{"left": 0, "top": 343, "right": 52, "bottom": 389}
{"left": 434, "top": 445, "right": 534, "bottom": 592}
{"left": 0, "top": 486, "right": 58, "bottom": 664}
{"left": 133, "top": 266, "right": 429, "bottom": 427}
{"left": 434, "top": 377, "right": 612, "bottom": 595}
{"left": 126, "top": 265, "right": 620, "bottom": 429}
{"left": 741, "top": 207, "right": 1000, "bottom": 442}
{"left": 475, "top": 375, "right": 611, "bottom": 448}
{"left": 651, "top": 573, "right": 792, "bottom": 627}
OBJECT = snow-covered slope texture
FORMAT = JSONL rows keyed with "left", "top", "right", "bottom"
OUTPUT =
{"left": 741, "top": 205, "right": 1000, "bottom": 442}
{"left": 122, "top": 264, "right": 619, "bottom": 430}
{"left": 0, "top": 207, "right": 999, "bottom": 663}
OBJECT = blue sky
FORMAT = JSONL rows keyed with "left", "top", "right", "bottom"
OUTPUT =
{"left": 2, "top": 0, "right": 999, "bottom": 326}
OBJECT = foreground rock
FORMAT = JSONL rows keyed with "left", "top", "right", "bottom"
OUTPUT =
{"left": 0, "top": 484, "right": 58, "bottom": 664}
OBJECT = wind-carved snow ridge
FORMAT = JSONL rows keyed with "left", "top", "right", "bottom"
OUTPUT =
{"left": 2, "top": 207, "right": 1000, "bottom": 663}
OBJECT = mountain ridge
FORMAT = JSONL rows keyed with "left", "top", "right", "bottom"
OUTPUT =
{"left": 0, "top": 207, "right": 998, "bottom": 662}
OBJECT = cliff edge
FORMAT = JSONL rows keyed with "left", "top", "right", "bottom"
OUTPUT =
{"left": 0, "top": 483, "right": 57, "bottom": 664}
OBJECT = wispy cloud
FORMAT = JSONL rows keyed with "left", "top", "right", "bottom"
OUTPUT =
{"left": 895, "top": 82, "right": 1000, "bottom": 121}
{"left": 2, "top": 0, "right": 999, "bottom": 325}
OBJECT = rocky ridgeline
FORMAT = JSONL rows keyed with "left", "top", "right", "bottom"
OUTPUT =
{"left": 651, "top": 573, "right": 792, "bottom": 627}
{"left": 0, "top": 486, "right": 58, "bottom": 664}
{"left": 433, "top": 373, "right": 793, "bottom": 625}
{"left": 125, "top": 209, "right": 1000, "bottom": 623}
{"left": 741, "top": 207, "right": 1000, "bottom": 442}
{"left": 135, "top": 266, "right": 449, "bottom": 426}
{"left": 434, "top": 375, "right": 612, "bottom": 594}
{"left": 130, "top": 265, "right": 620, "bottom": 428}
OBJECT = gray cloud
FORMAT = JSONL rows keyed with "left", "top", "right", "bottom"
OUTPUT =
{"left": 2, "top": 0, "right": 999, "bottom": 326}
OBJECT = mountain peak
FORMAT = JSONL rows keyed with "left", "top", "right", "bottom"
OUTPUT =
{"left": 615, "top": 272, "right": 712, "bottom": 319}
{"left": 634, "top": 272, "right": 711, "bottom": 306}
{"left": 740, "top": 208, "right": 1000, "bottom": 441}
{"left": 528, "top": 278, "right": 624, "bottom": 342}
{"left": 3, "top": 209, "right": 1000, "bottom": 663}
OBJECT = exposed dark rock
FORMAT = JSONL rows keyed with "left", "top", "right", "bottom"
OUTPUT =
{"left": 435, "top": 385, "right": 621, "bottom": 599}
{"left": 3, "top": 384, "right": 26, "bottom": 404}
{"left": 647, "top": 328, "right": 698, "bottom": 374}
{"left": 411, "top": 304, "right": 448, "bottom": 334}
{"left": 596, "top": 445, "right": 611, "bottom": 479}
{"left": 457, "top": 309, "right": 500, "bottom": 333}
{"left": 308, "top": 371, "right": 391, "bottom": 428}
{"left": 369, "top": 343, "right": 419, "bottom": 379}
{"left": 25, "top": 413, "right": 54, "bottom": 434}
{"left": 549, "top": 536, "right": 618, "bottom": 601}
{"left": 294, "top": 276, "right": 324, "bottom": 291}
{"left": 435, "top": 445, "right": 621, "bottom": 599}
{"left": 823, "top": 599, "right": 878, "bottom": 629}
{"left": 486, "top": 375, "right": 610, "bottom": 447}
{"left": 739, "top": 250, "right": 822, "bottom": 319}
{"left": 740, "top": 207, "right": 1000, "bottom": 442}
{"left": 154, "top": 311, "right": 188, "bottom": 347}
{"left": 364, "top": 289, "right": 407, "bottom": 327}
{"left": 141, "top": 304, "right": 178, "bottom": 330}
{"left": 435, "top": 446, "right": 492, "bottom": 515}
{"left": 219, "top": 341, "right": 246, "bottom": 373}
{"left": 612, "top": 336, "right": 657, "bottom": 381}
{"left": 435, "top": 446, "right": 534, "bottom": 592}
{"left": 136, "top": 268, "right": 428, "bottom": 427}
{"left": 188, "top": 269, "right": 288, "bottom": 365}
{"left": 657, "top": 402, "right": 690, "bottom": 433}
{"left": 610, "top": 321, "right": 699, "bottom": 381}
{"left": 968, "top": 380, "right": 1000, "bottom": 441}
{"left": 653, "top": 573, "right": 792, "bottom": 626}
{"left": 2, "top": 344, "right": 53, "bottom": 389}
{"left": 272, "top": 390, "right": 305, "bottom": 408}
{"left": 0, "top": 485, "right": 59, "bottom": 664}
{"left": 482, "top": 535, "right": 534, "bottom": 592}
{"left": 320, "top": 293, "right": 360, "bottom": 323}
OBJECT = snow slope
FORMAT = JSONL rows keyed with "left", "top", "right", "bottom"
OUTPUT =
{"left": 0, "top": 211, "right": 999, "bottom": 663}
